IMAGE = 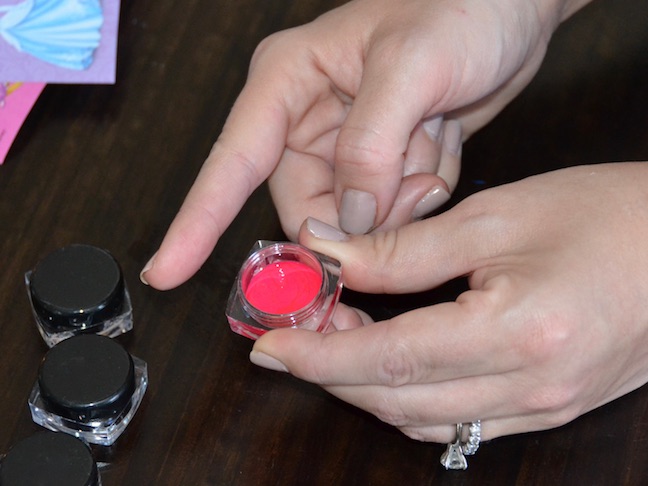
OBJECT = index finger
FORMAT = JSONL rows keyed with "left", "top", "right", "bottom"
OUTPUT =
{"left": 141, "top": 80, "right": 289, "bottom": 290}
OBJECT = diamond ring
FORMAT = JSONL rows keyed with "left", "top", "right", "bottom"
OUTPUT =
{"left": 440, "top": 420, "right": 482, "bottom": 470}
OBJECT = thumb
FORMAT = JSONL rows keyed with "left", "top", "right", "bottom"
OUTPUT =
{"left": 334, "top": 46, "right": 437, "bottom": 235}
{"left": 298, "top": 216, "right": 480, "bottom": 294}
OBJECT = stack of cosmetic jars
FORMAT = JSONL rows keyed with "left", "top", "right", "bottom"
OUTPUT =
{"left": 0, "top": 244, "right": 148, "bottom": 485}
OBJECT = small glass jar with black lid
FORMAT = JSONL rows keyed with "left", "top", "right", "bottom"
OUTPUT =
{"left": 0, "top": 430, "right": 101, "bottom": 486}
{"left": 25, "top": 244, "right": 133, "bottom": 347}
{"left": 28, "top": 334, "right": 148, "bottom": 446}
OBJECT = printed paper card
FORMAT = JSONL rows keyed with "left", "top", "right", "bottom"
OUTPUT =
{"left": 0, "top": 82, "right": 45, "bottom": 164}
{"left": 0, "top": 0, "right": 121, "bottom": 84}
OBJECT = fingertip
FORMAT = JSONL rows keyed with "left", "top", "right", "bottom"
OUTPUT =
{"left": 301, "top": 217, "right": 349, "bottom": 242}
{"left": 249, "top": 349, "right": 289, "bottom": 373}
{"left": 441, "top": 119, "right": 462, "bottom": 157}
{"left": 138, "top": 237, "right": 206, "bottom": 291}
{"left": 298, "top": 217, "right": 353, "bottom": 270}
{"left": 435, "top": 120, "right": 462, "bottom": 194}
{"left": 411, "top": 185, "right": 451, "bottom": 220}
{"left": 252, "top": 327, "right": 325, "bottom": 380}
{"left": 298, "top": 218, "right": 380, "bottom": 292}
{"left": 138, "top": 254, "right": 186, "bottom": 291}
{"left": 373, "top": 173, "right": 450, "bottom": 230}
{"left": 139, "top": 253, "right": 155, "bottom": 286}
{"left": 331, "top": 303, "right": 374, "bottom": 331}
{"left": 339, "top": 189, "right": 377, "bottom": 234}
{"left": 422, "top": 115, "right": 444, "bottom": 142}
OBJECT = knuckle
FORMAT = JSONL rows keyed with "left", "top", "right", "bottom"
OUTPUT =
{"left": 375, "top": 325, "right": 419, "bottom": 387}
{"left": 539, "top": 407, "right": 581, "bottom": 430}
{"left": 520, "top": 382, "right": 578, "bottom": 416}
{"left": 365, "top": 230, "right": 413, "bottom": 294}
{"left": 371, "top": 231, "right": 399, "bottom": 289}
{"left": 370, "top": 397, "right": 410, "bottom": 428}
{"left": 397, "top": 425, "right": 455, "bottom": 444}
{"left": 251, "top": 30, "right": 293, "bottom": 66}
{"left": 534, "top": 396, "right": 581, "bottom": 430}
{"left": 209, "top": 146, "right": 263, "bottom": 198}
{"left": 510, "top": 313, "right": 582, "bottom": 421}
{"left": 335, "top": 127, "right": 400, "bottom": 178}
{"left": 516, "top": 311, "right": 574, "bottom": 366}
{"left": 398, "top": 427, "right": 430, "bottom": 442}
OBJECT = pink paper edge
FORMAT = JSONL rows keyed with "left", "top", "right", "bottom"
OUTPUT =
{"left": 0, "top": 82, "right": 46, "bottom": 165}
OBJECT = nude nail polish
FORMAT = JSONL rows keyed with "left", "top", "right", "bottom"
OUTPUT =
{"left": 305, "top": 217, "right": 349, "bottom": 242}
{"left": 139, "top": 253, "right": 156, "bottom": 285}
{"left": 339, "top": 189, "right": 376, "bottom": 234}
{"left": 411, "top": 185, "right": 451, "bottom": 220}
{"left": 423, "top": 115, "right": 444, "bottom": 141}
{"left": 249, "top": 351, "right": 289, "bottom": 373}
{"left": 442, "top": 120, "right": 462, "bottom": 156}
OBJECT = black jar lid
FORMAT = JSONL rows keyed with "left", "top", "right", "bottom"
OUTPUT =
{"left": 0, "top": 430, "right": 99, "bottom": 486}
{"left": 29, "top": 244, "right": 125, "bottom": 330}
{"left": 38, "top": 334, "right": 135, "bottom": 421}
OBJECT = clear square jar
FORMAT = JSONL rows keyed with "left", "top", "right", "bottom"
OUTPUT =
{"left": 28, "top": 334, "right": 147, "bottom": 446}
{"left": 226, "top": 241, "right": 343, "bottom": 340}
{"left": 25, "top": 244, "right": 133, "bottom": 347}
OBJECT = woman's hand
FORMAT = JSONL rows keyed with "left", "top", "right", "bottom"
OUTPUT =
{"left": 141, "top": 0, "right": 581, "bottom": 290}
{"left": 250, "top": 162, "right": 648, "bottom": 443}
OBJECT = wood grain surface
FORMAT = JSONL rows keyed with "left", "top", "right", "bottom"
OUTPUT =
{"left": 1, "top": 0, "right": 647, "bottom": 484}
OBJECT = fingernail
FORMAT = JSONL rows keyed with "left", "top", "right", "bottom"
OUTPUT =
{"left": 305, "top": 217, "right": 349, "bottom": 242}
{"left": 423, "top": 115, "right": 444, "bottom": 141}
{"left": 339, "top": 189, "right": 376, "bottom": 234}
{"left": 411, "top": 186, "right": 451, "bottom": 220}
{"left": 442, "top": 120, "right": 462, "bottom": 156}
{"left": 139, "top": 253, "right": 156, "bottom": 285}
{"left": 250, "top": 350, "right": 289, "bottom": 373}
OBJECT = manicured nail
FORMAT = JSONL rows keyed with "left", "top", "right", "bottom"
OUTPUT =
{"left": 442, "top": 119, "right": 462, "bottom": 156}
{"left": 339, "top": 189, "right": 376, "bottom": 234}
{"left": 411, "top": 186, "right": 451, "bottom": 220}
{"left": 139, "top": 253, "right": 156, "bottom": 285}
{"left": 250, "top": 351, "right": 289, "bottom": 373}
{"left": 305, "top": 217, "right": 349, "bottom": 242}
{"left": 423, "top": 115, "right": 444, "bottom": 141}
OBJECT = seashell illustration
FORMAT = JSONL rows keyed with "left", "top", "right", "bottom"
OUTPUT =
{"left": 0, "top": 0, "right": 103, "bottom": 70}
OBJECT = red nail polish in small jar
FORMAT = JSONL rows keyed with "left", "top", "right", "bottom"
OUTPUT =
{"left": 226, "top": 241, "right": 343, "bottom": 340}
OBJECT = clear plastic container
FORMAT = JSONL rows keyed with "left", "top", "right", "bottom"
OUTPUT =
{"left": 226, "top": 241, "right": 343, "bottom": 340}
{"left": 28, "top": 334, "right": 147, "bottom": 446}
{"left": 25, "top": 244, "right": 133, "bottom": 347}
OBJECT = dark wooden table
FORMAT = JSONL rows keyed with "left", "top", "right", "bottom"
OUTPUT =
{"left": 1, "top": 0, "right": 647, "bottom": 484}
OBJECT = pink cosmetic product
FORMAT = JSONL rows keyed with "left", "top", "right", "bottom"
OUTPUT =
{"left": 226, "top": 241, "right": 343, "bottom": 340}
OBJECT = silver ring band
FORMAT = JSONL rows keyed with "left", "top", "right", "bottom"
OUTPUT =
{"left": 462, "top": 420, "right": 481, "bottom": 455}
{"left": 440, "top": 421, "right": 482, "bottom": 470}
